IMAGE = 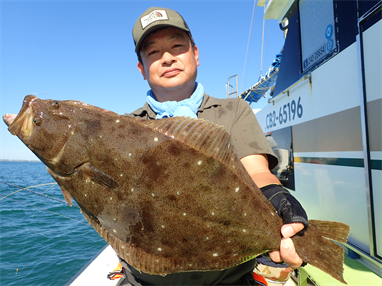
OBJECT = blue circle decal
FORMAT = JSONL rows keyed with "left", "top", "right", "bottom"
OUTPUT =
{"left": 327, "top": 39, "right": 333, "bottom": 52}
{"left": 326, "top": 24, "right": 333, "bottom": 39}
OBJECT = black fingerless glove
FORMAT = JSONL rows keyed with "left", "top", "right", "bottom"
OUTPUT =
{"left": 260, "top": 184, "right": 308, "bottom": 236}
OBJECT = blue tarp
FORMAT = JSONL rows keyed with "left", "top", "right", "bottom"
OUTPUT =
{"left": 240, "top": 53, "right": 282, "bottom": 103}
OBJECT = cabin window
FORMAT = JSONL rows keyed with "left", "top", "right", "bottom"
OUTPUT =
{"left": 299, "top": 0, "right": 338, "bottom": 72}
{"left": 266, "top": 127, "right": 295, "bottom": 190}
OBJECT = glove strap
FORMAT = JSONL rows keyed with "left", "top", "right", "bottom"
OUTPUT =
{"left": 260, "top": 184, "right": 308, "bottom": 236}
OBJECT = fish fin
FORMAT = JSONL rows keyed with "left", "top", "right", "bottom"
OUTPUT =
{"left": 292, "top": 220, "right": 350, "bottom": 284}
{"left": 60, "top": 186, "right": 73, "bottom": 206}
{"left": 82, "top": 163, "right": 119, "bottom": 189}
{"left": 143, "top": 117, "right": 236, "bottom": 167}
{"left": 45, "top": 167, "right": 73, "bottom": 206}
{"left": 82, "top": 211, "right": 246, "bottom": 275}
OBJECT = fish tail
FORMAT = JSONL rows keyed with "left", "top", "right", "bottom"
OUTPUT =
{"left": 292, "top": 220, "right": 350, "bottom": 284}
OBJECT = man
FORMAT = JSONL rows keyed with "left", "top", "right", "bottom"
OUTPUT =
{"left": 120, "top": 7, "right": 308, "bottom": 286}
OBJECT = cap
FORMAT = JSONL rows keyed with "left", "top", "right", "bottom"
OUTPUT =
{"left": 133, "top": 7, "right": 193, "bottom": 53}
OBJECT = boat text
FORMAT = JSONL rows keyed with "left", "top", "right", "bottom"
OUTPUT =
{"left": 265, "top": 97, "right": 303, "bottom": 129}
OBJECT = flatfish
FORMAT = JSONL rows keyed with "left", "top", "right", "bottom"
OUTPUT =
{"left": 3, "top": 95, "right": 350, "bottom": 283}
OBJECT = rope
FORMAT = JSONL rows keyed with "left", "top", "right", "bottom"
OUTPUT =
{"left": 265, "top": 20, "right": 271, "bottom": 73}
{"left": 1, "top": 195, "right": 90, "bottom": 227}
{"left": 0, "top": 179, "right": 91, "bottom": 275}
{"left": 259, "top": 10, "right": 266, "bottom": 78}
{"left": 241, "top": 0, "right": 257, "bottom": 92}
{"left": 0, "top": 180, "right": 78, "bottom": 207}
{"left": 40, "top": 183, "right": 57, "bottom": 195}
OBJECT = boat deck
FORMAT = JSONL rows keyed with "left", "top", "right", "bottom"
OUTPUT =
{"left": 65, "top": 244, "right": 121, "bottom": 286}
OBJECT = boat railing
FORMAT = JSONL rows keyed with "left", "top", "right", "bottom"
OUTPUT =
{"left": 268, "top": 72, "right": 311, "bottom": 105}
{"left": 226, "top": 74, "right": 239, "bottom": 98}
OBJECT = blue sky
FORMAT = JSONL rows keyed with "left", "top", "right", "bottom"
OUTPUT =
{"left": 1, "top": 0, "right": 284, "bottom": 161}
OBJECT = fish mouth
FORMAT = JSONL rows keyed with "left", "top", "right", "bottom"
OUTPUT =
{"left": 5, "top": 95, "right": 38, "bottom": 140}
{"left": 3, "top": 114, "right": 17, "bottom": 126}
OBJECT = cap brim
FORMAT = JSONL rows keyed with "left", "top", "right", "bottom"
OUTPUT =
{"left": 135, "top": 23, "right": 190, "bottom": 53}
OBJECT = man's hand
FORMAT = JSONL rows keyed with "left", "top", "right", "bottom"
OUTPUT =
{"left": 269, "top": 223, "right": 304, "bottom": 268}
{"left": 259, "top": 184, "right": 308, "bottom": 268}
{"left": 240, "top": 154, "right": 308, "bottom": 268}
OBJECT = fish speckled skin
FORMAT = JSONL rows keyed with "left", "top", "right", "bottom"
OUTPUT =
{"left": 4, "top": 95, "right": 350, "bottom": 284}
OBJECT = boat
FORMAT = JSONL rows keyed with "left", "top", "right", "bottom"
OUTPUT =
{"left": 239, "top": 0, "right": 382, "bottom": 285}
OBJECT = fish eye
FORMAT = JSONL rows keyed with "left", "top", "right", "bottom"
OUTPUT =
{"left": 50, "top": 100, "right": 59, "bottom": 109}
{"left": 33, "top": 117, "right": 42, "bottom": 126}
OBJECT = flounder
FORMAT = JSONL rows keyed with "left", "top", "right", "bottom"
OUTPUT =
{"left": 4, "top": 95, "right": 350, "bottom": 283}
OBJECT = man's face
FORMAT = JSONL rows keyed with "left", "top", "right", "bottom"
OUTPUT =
{"left": 137, "top": 27, "right": 199, "bottom": 101}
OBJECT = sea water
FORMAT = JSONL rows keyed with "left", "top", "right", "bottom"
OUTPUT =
{"left": 0, "top": 161, "right": 106, "bottom": 286}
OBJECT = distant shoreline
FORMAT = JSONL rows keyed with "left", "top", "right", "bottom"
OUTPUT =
{"left": 0, "top": 159, "right": 41, "bottom": 162}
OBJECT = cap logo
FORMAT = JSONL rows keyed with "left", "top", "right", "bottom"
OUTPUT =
{"left": 140, "top": 10, "right": 169, "bottom": 29}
